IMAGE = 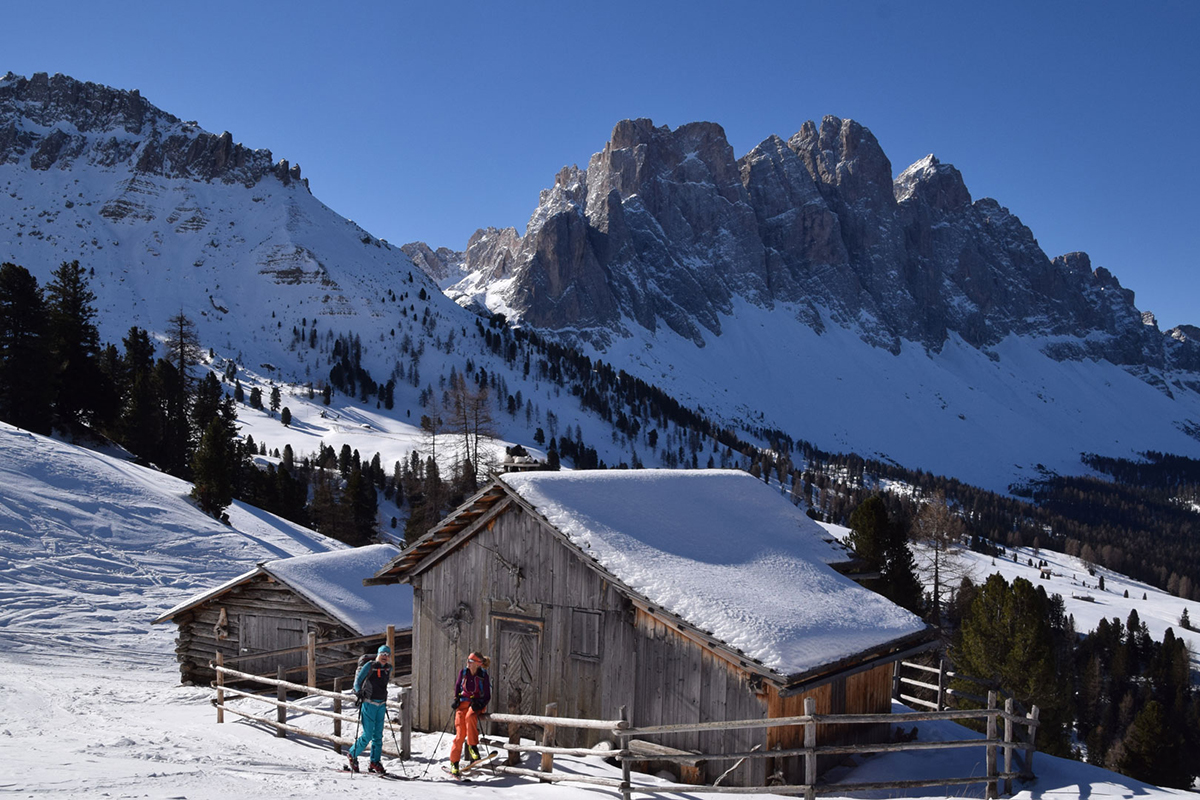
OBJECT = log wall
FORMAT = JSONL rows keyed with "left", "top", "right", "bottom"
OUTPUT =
{"left": 170, "top": 574, "right": 411, "bottom": 686}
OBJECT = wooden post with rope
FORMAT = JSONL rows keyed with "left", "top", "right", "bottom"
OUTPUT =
{"left": 333, "top": 676, "right": 343, "bottom": 753}
{"left": 276, "top": 665, "right": 287, "bottom": 737}
{"left": 215, "top": 651, "right": 224, "bottom": 723}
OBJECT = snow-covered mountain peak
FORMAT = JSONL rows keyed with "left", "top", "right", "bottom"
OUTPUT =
{"left": 0, "top": 71, "right": 302, "bottom": 191}
{"left": 894, "top": 154, "right": 972, "bottom": 210}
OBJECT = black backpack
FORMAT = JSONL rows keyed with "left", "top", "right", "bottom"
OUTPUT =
{"left": 353, "top": 653, "right": 373, "bottom": 706}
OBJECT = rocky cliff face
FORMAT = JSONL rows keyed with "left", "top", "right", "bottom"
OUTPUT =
{"left": 0, "top": 72, "right": 306, "bottom": 190}
{"left": 445, "top": 115, "right": 1198, "bottom": 375}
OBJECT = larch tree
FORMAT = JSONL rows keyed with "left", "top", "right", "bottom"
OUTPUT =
{"left": 911, "top": 491, "right": 970, "bottom": 630}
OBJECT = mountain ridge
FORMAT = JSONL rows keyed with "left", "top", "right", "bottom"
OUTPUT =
{"left": 4, "top": 71, "right": 1200, "bottom": 492}
{"left": 441, "top": 115, "right": 1198, "bottom": 373}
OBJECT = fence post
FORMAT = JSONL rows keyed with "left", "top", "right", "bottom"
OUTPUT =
{"left": 892, "top": 661, "right": 901, "bottom": 700}
{"left": 1022, "top": 706, "right": 1040, "bottom": 779}
{"left": 618, "top": 705, "right": 632, "bottom": 800}
{"left": 937, "top": 658, "right": 948, "bottom": 711}
{"left": 506, "top": 693, "right": 521, "bottom": 766}
{"left": 540, "top": 702, "right": 558, "bottom": 778}
{"left": 333, "top": 677, "right": 343, "bottom": 753}
{"left": 387, "top": 624, "right": 396, "bottom": 658}
{"left": 307, "top": 631, "right": 317, "bottom": 689}
{"left": 985, "top": 690, "right": 997, "bottom": 799}
{"left": 215, "top": 651, "right": 224, "bottom": 723}
{"left": 804, "top": 696, "right": 817, "bottom": 800}
{"left": 400, "top": 686, "right": 412, "bottom": 760}
{"left": 1004, "top": 698, "right": 1014, "bottom": 795}
{"left": 277, "top": 666, "right": 288, "bottom": 738}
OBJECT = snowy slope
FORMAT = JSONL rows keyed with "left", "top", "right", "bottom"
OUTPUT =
{"left": 819, "top": 519, "right": 1200, "bottom": 671}
{"left": 555, "top": 298, "right": 1200, "bottom": 493}
{"left": 0, "top": 422, "right": 341, "bottom": 656}
{"left": 0, "top": 79, "right": 638, "bottom": 484}
{"left": 0, "top": 423, "right": 1191, "bottom": 797}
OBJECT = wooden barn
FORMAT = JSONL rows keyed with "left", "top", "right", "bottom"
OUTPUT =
{"left": 366, "top": 470, "right": 933, "bottom": 787}
{"left": 155, "top": 544, "right": 412, "bottom": 687}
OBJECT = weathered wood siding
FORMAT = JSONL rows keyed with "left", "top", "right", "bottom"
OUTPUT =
{"left": 411, "top": 502, "right": 769, "bottom": 785}
{"left": 765, "top": 662, "right": 895, "bottom": 782}
{"left": 170, "top": 575, "right": 411, "bottom": 686}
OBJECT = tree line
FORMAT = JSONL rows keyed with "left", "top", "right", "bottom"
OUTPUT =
{"left": 844, "top": 493, "right": 1200, "bottom": 788}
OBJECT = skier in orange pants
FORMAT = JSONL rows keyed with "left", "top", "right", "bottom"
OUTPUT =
{"left": 448, "top": 651, "right": 490, "bottom": 777}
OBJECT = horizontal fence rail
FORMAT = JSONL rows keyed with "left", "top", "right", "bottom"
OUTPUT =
{"left": 211, "top": 659, "right": 412, "bottom": 759}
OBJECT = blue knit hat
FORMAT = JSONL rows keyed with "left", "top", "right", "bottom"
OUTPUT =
{"left": 377, "top": 644, "right": 391, "bottom": 656}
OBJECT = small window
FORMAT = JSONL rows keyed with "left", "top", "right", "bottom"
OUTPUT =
{"left": 570, "top": 609, "right": 601, "bottom": 660}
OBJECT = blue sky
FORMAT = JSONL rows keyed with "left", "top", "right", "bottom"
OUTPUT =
{"left": 6, "top": 1, "right": 1198, "bottom": 329}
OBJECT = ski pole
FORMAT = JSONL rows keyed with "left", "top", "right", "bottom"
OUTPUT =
{"left": 388, "top": 701, "right": 409, "bottom": 778}
{"left": 476, "top": 714, "right": 497, "bottom": 775}
{"left": 419, "top": 708, "right": 456, "bottom": 780}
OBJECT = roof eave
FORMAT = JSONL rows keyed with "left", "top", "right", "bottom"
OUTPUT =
{"left": 776, "top": 627, "right": 939, "bottom": 697}
{"left": 150, "top": 567, "right": 264, "bottom": 625}
{"left": 365, "top": 481, "right": 509, "bottom": 585}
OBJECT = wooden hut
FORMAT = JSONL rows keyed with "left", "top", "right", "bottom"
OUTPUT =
{"left": 366, "top": 470, "right": 933, "bottom": 787}
{"left": 155, "top": 543, "right": 412, "bottom": 687}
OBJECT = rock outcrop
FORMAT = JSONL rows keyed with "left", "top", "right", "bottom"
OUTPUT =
{"left": 0, "top": 72, "right": 307, "bottom": 190}
{"left": 451, "top": 114, "right": 1195, "bottom": 375}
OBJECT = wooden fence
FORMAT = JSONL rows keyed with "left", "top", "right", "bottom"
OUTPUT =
{"left": 212, "top": 660, "right": 414, "bottom": 759}
{"left": 210, "top": 670, "right": 1038, "bottom": 800}
{"left": 893, "top": 658, "right": 1026, "bottom": 714}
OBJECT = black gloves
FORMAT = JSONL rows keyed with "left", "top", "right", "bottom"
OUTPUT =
{"left": 451, "top": 697, "right": 460, "bottom": 710}
{"left": 470, "top": 699, "right": 486, "bottom": 712}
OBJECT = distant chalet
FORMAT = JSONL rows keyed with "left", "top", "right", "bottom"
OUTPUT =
{"left": 155, "top": 544, "right": 412, "bottom": 687}
{"left": 367, "top": 469, "right": 932, "bottom": 786}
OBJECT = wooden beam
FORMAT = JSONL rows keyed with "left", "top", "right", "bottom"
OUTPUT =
{"left": 405, "top": 497, "right": 513, "bottom": 577}
{"left": 365, "top": 493, "right": 510, "bottom": 584}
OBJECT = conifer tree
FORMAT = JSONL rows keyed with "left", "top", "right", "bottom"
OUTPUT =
{"left": 1117, "top": 701, "right": 1182, "bottom": 787}
{"left": 343, "top": 467, "right": 378, "bottom": 545}
{"left": 953, "top": 574, "right": 1071, "bottom": 755}
{"left": 152, "top": 359, "right": 189, "bottom": 476}
{"left": 190, "top": 396, "right": 238, "bottom": 518}
{"left": 847, "top": 496, "right": 924, "bottom": 614}
{"left": 0, "top": 262, "right": 52, "bottom": 433}
{"left": 46, "top": 260, "right": 102, "bottom": 428}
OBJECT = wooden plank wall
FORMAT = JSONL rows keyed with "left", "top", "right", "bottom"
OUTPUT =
{"left": 412, "top": 503, "right": 770, "bottom": 786}
{"left": 170, "top": 575, "right": 411, "bottom": 686}
{"left": 765, "top": 661, "right": 896, "bottom": 782}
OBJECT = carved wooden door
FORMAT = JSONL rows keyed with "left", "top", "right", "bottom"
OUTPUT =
{"left": 495, "top": 617, "right": 542, "bottom": 737}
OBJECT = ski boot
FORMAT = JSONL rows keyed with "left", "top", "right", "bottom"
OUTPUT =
{"left": 449, "top": 761, "right": 461, "bottom": 777}
{"left": 347, "top": 754, "right": 360, "bottom": 773}
{"left": 466, "top": 744, "right": 480, "bottom": 762}
{"left": 369, "top": 761, "right": 387, "bottom": 775}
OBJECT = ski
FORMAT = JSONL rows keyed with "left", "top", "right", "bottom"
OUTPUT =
{"left": 440, "top": 765, "right": 471, "bottom": 782}
{"left": 339, "top": 765, "right": 407, "bottom": 780}
{"left": 441, "top": 753, "right": 498, "bottom": 780}
{"left": 461, "top": 752, "right": 499, "bottom": 773}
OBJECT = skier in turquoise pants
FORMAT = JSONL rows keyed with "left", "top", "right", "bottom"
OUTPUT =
{"left": 348, "top": 644, "right": 392, "bottom": 774}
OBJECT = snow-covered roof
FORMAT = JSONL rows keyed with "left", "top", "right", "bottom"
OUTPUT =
{"left": 155, "top": 544, "right": 412, "bottom": 635}
{"left": 497, "top": 469, "right": 928, "bottom": 678}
